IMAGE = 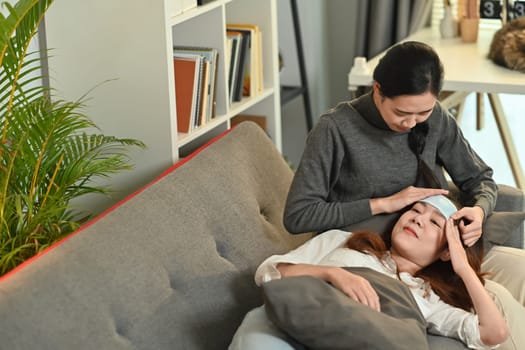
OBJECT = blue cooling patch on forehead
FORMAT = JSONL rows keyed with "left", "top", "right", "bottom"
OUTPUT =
{"left": 419, "top": 195, "right": 457, "bottom": 219}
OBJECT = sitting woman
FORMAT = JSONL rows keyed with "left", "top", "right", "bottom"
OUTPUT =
{"left": 229, "top": 195, "right": 513, "bottom": 350}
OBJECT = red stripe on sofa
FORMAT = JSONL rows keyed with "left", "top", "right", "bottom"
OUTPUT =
{"left": 0, "top": 126, "right": 235, "bottom": 282}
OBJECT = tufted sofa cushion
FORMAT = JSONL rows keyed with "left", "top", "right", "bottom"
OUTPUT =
{"left": 0, "top": 122, "right": 311, "bottom": 350}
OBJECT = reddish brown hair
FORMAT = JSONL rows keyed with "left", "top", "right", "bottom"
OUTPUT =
{"left": 345, "top": 230, "right": 486, "bottom": 311}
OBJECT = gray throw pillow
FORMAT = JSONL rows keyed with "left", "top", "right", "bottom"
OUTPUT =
{"left": 262, "top": 267, "right": 430, "bottom": 350}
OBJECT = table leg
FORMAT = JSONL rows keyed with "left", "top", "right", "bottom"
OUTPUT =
{"left": 487, "top": 93, "right": 525, "bottom": 189}
{"left": 476, "top": 93, "right": 484, "bottom": 131}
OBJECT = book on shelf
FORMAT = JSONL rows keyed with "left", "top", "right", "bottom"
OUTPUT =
{"left": 227, "top": 25, "right": 253, "bottom": 99}
{"left": 225, "top": 36, "right": 233, "bottom": 70}
{"left": 173, "top": 54, "right": 202, "bottom": 133}
{"left": 226, "top": 31, "right": 242, "bottom": 105}
{"left": 227, "top": 23, "right": 263, "bottom": 97}
{"left": 197, "top": 59, "right": 209, "bottom": 127}
{"left": 231, "top": 114, "right": 267, "bottom": 132}
{"left": 174, "top": 52, "right": 205, "bottom": 129}
{"left": 173, "top": 46, "right": 219, "bottom": 123}
{"left": 226, "top": 27, "right": 249, "bottom": 102}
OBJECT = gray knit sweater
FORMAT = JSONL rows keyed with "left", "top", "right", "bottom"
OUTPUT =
{"left": 283, "top": 92, "right": 497, "bottom": 234}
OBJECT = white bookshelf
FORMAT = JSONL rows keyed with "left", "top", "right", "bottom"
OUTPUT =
{"left": 44, "top": 0, "right": 282, "bottom": 206}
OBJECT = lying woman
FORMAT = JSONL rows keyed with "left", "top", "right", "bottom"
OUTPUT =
{"left": 229, "top": 195, "right": 513, "bottom": 350}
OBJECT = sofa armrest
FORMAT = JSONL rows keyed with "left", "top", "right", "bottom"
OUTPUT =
{"left": 494, "top": 184, "right": 525, "bottom": 249}
{"left": 494, "top": 184, "right": 525, "bottom": 212}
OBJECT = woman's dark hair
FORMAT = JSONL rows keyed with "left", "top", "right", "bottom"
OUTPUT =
{"left": 373, "top": 42, "right": 444, "bottom": 187}
{"left": 373, "top": 41, "right": 444, "bottom": 98}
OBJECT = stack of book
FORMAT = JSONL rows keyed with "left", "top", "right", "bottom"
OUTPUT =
{"left": 226, "top": 23, "right": 264, "bottom": 105}
{"left": 173, "top": 46, "right": 219, "bottom": 134}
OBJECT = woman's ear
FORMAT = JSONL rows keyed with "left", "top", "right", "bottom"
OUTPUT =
{"left": 372, "top": 81, "right": 382, "bottom": 95}
{"left": 439, "top": 249, "right": 451, "bottom": 262}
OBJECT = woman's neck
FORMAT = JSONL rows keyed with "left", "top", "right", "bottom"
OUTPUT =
{"left": 389, "top": 249, "right": 421, "bottom": 275}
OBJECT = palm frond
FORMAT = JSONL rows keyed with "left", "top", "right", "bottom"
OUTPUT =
{"left": 1, "top": 0, "right": 53, "bottom": 142}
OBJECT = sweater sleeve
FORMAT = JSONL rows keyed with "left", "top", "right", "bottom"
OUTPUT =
{"left": 424, "top": 297, "right": 494, "bottom": 349}
{"left": 254, "top": 230, "right": 350, "bottom": 286}
{"left": 436, "top": 108, "right": 498, "bottom": 218}
{"left": 283, "top": 116, "right": 371, "bottom": 234}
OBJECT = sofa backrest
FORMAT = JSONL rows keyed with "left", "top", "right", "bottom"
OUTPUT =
{"left": 0, "top": 122, "right": 311, "bottom": 350}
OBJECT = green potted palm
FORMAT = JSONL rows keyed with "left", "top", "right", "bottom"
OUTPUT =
{"left": 0, "top": 0, "right": 145, "bottom": 274}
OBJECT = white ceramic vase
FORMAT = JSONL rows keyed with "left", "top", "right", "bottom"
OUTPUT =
{"left": 440, "top": 7, "right": 458, "bottom": 38}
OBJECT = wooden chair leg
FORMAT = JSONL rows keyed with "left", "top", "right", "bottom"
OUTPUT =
{"left": 487, "top": 93, "right": 525, "bottom": 189}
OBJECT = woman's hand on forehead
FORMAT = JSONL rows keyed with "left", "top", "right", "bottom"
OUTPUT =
{"left": 371, "top": 186, "right": 449, "bottom": 215}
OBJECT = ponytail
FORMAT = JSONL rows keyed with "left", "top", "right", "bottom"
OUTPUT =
{"left": 408, "top": 121, "right": 442, "bottom": 189}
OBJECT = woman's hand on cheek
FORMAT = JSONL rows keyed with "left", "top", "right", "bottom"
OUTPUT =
{"left": 328, "top": 268, "right": 381, "bottom": 312}
{"left": 450, "top": 206, "right": 484, "bottom": 247}
{"left": 371, "top": 186, "right": 449, "bottom": 214}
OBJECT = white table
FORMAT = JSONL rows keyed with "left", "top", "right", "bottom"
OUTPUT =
{"left": 348, "top": 27, "right": 525, "bottom": 189}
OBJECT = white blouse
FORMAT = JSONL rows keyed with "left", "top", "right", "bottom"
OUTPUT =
{"left": 256, "top": 229, "right": 500, "bottom": 350}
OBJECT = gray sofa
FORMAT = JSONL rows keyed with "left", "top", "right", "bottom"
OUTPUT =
{"left": 0, "top": 122, "right": 523, "bottom": 350}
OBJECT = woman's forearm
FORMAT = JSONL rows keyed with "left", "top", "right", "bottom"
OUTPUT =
{"left": 277, "top": 263, "right": 336, "bottom": 281}
{"left": 277, "top": 263, "right": 381, "bottom": 311}
{"left": 460, "top": 269, "right": 508, "bottom": 346}
{"left": 283, "top": 197, "right": 371, "bottom": 233}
